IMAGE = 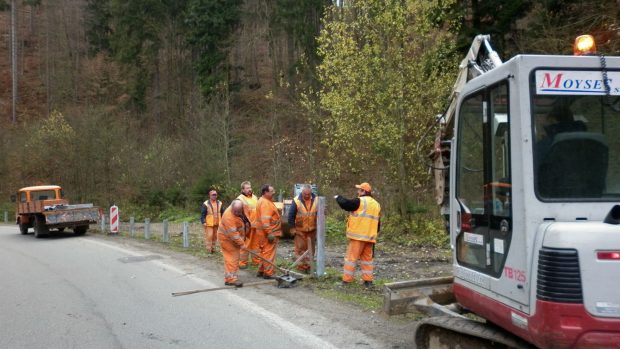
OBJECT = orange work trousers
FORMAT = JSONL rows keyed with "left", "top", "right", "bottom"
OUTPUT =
{"left": 342, "top": 239, "right": 374, "bottom": 282}
{"left": 204, "top": 225, "right": 218, "bottom": 253}
{"left": 218, "top": 233, "right": 241, "bottom": 283}
{"left": 257, "top": 232, "right": 279, "bottom": 277}
{"left": 293, "top": 230, "right": 316, "bottom": 272}
{"left": 240, "top": 227, "right": 260, "bottom": 267}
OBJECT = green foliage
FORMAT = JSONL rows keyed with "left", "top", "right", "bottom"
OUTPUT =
{"left": 380, "top": 214, "right": 449, "bottom": 247}
{"left": 86, "top": 0, "right": 112, "bottom": 54}
{"left": 0, "top": 1, "right": 9, "bottom": 11}
{"left": 325, "top": 214, "right": 347, "bottom": 244}
{"left": 316, "top": 0, "right": 459, "bottom": 212}
{"left": 453, "top": 0, "right": 532, "bottom": 56}
{"left": 22, "top": 111, "right": 76, "bottom": 184}
{"left": 184, "top": 0, "right": 242, "bottom": 97}
{"left": 270, "top": 0, "right": 329, "bottom": 76}
{"left": 190, "top": 173, "right": 233, "bottom": 204}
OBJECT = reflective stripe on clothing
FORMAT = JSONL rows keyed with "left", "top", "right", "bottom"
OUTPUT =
{"left": 218, "top": 230, "right": 242, "bottom": 283}
{"left": 218, "top": 206, "right": 247, "bottom": 247}
{"left": 346, "top": 196, "right": 380, "bottom": 243}
{"left": 203, "top": 200, "right": 222, "bottom": 227}
{"left": 237, "top": 194, "right": 258, "bottom": 228}
{"left": 257, "top": 233, "right": 279, "bottom": 277}
{"left": 256, "top": 197, "right": 282, "bottom": 237}
{"left": 293, "top": 197, "right": 318, "bottom": 232}
{"left": 204, "top": 225, "right": 218, "bottom": 252}
{"left": 342, "top": 239, "right": 375, "bottom": 282}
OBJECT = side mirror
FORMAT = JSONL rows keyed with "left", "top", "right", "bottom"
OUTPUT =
{"left": 10, "top": 195, "right": 16, "bottom": 203}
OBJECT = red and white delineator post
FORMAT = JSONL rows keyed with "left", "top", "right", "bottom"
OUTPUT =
{"left": 110, "top": 205, "right": 119, "bottom": 234}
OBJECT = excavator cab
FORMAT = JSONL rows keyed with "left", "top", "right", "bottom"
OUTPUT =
{"left": 447, "top": 45, "right": 620, "bottom": 348}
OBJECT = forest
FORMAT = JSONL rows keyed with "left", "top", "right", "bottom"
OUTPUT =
{"left": 1, "top": 0, "right": 619, "bottom": 240}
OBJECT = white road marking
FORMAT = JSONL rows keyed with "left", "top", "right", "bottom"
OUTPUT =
{"left": 84, "top": 238, "right": 341, "bottom": 349}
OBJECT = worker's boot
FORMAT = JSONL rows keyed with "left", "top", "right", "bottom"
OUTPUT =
{"left": 256, "top": 271, "right": 264, "bottom": 278}
{"left": 225, "top": 280, "right": 244, "bottom": 288}
{"left": 363, "top": 281, "right": 373, "bottom": 288}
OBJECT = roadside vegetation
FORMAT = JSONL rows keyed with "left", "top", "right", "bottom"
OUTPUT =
{"left": 1, "top": 0, "right": 619, "bottom": 248}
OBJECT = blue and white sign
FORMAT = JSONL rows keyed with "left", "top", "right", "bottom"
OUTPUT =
{"left": 536, "top": 70, "right": 620, "bottom": 95}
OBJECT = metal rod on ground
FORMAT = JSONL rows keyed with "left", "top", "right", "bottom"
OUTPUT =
{"left": 172, "top": 280, "right": 276, "bottom": 297}
{"left": 101, "top": 214, "right": 106, "bottom": 233}
{"left": 129, "top": 216, "right": 135, "bottom": 237}
{"left": 182, "top": 222, "right": 189, "bottom": 248}
{"left": 145, "top": 218, "right": 150, "bottom": 240}
{"left": 163, "top": 219, "right": 169, "bottom": 243}
{"left": 244, "top": 249, "right": 304, "bottom": 278}
{"left": 289, "top": 249, "right": 311, "bottom": 270}
{"left": 316, "top": 196, "right": 326, "bottom": 276}
{"left": 4, "top": 211, "right": 7, "bottom": 223}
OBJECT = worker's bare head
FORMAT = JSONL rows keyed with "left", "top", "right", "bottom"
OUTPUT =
{"left": 231, "top": 199, "right": 244, "bottom": 216}
{"left": 241, "top": 181, "right": 252, "bottom": 196}
{"left": 261, "top": 184, "right": 275, "bottom": 200}
{"left": 301, "top": 184, "right": 312, "bottom": 200}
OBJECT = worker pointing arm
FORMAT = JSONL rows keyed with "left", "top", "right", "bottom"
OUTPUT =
{"left": 334, "top": 182, "right": 381, "bottom": 288}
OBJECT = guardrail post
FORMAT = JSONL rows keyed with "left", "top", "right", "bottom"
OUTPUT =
{"left": 4, "top": 211, "right": 7, "bottom": 223}
{"left": 101, "top": 214, "right": 106, "bottom": 233}
{"left": 316, "top": 196, "right": 326, "bottom": 277}
{"left": 145, "top": 218, "right": 151, "bottom": 240}
{"left": 163, "top": 219, "right": 169, "bottom": 243}
{"left": 182, "top": 222, "right": 189, "bottom": 248}
{"left": 129, "top": 217, "right": 135, "bottom": 237}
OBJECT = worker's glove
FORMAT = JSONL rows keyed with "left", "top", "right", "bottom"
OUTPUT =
{"left": 267, "top": 234, "right": 275, "bottom": 243}
{"left": 289, "top": 229, "right": 296, "bottom": 236}
{"left": 203, "top": 223, "right": 207, "bottom": 227}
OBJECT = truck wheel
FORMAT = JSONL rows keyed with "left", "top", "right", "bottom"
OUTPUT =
{"left": 34, "top": 215, "right": 49, "bottom": 238}
{"left": 19, "top": 222, "right": 28, "bottom": 235}
{"left": 74, "top": 226, "right": 88, "bottom": 236}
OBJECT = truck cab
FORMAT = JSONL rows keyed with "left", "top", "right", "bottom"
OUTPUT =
{"left": 450, "top": 53, "right": 620, "bottom": 347}
{"left": 13, "top": 185, "right": 99, "bottom": 238}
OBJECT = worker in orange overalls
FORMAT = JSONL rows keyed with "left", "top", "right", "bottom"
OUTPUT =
{"left": 334, "top": 182, "right": 381, "bottom": 288}
{"left": 287, "top": 184, "right": 317, "bottom": 273}
{"left": 237, "top": 181, "right": 259, "bottom": 268}
{"left": 217, "top": 200, "right": 250, "bottom": 287}
{"left": 256, "top": 184, "right": 282, "bottom": 279}
{"left": 201, "top": 189, "right": 224, "bottom": 253}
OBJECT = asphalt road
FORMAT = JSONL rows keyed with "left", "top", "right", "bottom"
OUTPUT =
{"left": 0, "top": 225, "right": 379, "bottom": 349}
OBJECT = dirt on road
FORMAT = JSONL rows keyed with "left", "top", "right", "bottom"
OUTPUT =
{"left": 92, "top": 232, "right": 452, "bottom": 349}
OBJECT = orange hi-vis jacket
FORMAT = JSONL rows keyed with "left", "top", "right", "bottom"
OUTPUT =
{"left": 203, "top": 199, "right": 222, "bottom": 227}
{"left": 293, "top": 197, "right": 318, "bottom": 232}
{"left": 237, "top": 194, "right": 258, "bottom": 228}
{"left": 257, "top": 197, "right": 282, "bottom": 237}
{"left": 217, "top": 206, "right": 247, "bottom": 247}
{"left": 346, "top": 196, "right": 381, "bottom": 243}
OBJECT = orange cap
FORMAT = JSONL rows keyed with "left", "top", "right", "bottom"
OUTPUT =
{"left": 355, "top": 182, "right": 372, "bottom": 193}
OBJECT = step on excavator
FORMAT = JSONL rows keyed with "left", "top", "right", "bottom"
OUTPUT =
{"left": 383, "top": 34, "right": 620, "bottom": 348}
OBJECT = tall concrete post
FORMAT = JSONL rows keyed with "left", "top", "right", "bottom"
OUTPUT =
{"left": 316, "top": 196, "right": 326, "bottom": 277}
{"left": 145, "top": 218, "right": 151, "bottom": 240}
{"left": 163, "top": 219, "right": 169, "bottom": 243}
{"left": 129, "top": 217, "right": 135, "bottom": 237}
{"left": 182, "top": 222, "right": 189, "bottom": 248}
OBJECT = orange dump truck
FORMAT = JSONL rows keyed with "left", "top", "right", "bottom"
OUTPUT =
{"left": 12, "top": 185, "right": 100, "bottom": 238}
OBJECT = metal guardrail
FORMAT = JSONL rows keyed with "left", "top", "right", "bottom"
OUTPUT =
{"left": 383, "top": 276, "right": 455, "bottom": 316}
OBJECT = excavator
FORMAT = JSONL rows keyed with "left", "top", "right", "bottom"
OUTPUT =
{"left": 383, "top": 35, "right": 620, "bottom": 348}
